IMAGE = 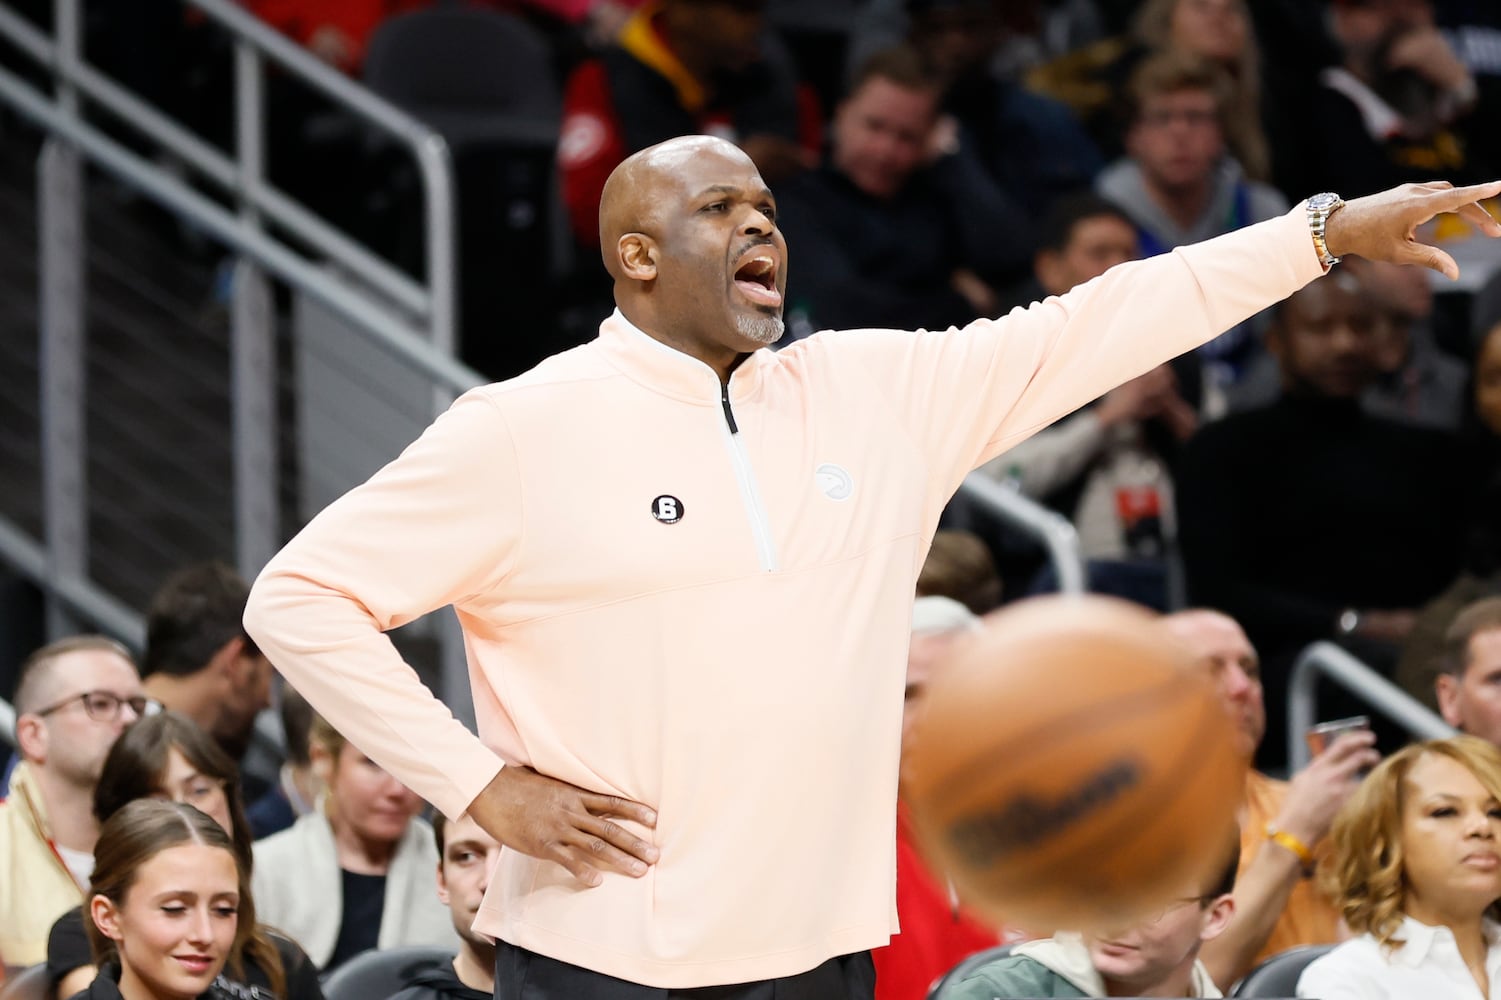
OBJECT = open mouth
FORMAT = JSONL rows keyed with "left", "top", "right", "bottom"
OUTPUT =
{"left": 733, "top": 251, "right": 782, "bottom": 307}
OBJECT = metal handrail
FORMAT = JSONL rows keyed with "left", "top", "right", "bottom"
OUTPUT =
{"left": 0, "top": 0, "right": 455, "bottom": 351}
{"left": 959, "top": 472, "right": 1087, "bottom": 594}
{"left": 0, "top": 63, "right": 482, "bottom": 392}
{"left": 1286, "top": 640, "right": 1455, "bottom": 770}
{"left": 0, "top": 516, "right": 146, "bottom": 648}
{"left": 0, "top": 0, "right": 486, "bottom": 649}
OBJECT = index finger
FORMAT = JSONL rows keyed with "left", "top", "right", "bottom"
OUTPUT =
{"left": 581, "top": 791, "right": 658, "bottom": 828}
{"left": 1424, "top": 179, "right": 1501, "bottom": 218}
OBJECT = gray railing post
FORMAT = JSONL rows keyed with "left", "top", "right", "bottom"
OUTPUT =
{"left": 231, "top": 38, "right": 278, "bottom": 577}
{"left": 417, "top": 135, "right": 457, "bottom": 355}
{"left": 960, "top": 472, "right": 1087, "bottom": 594}
{"left": 38, "top": 134, "right": 86, "bottom": 639}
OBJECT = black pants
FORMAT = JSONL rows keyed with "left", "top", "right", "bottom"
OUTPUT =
{"left": 495, "top": 942, "right": 876, "bottom": 999}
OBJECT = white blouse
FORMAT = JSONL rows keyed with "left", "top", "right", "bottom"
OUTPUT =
{"left": 1297, "top": 916, "right": 1501, "bottom": 1000}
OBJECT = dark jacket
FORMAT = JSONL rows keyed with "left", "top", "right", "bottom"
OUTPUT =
{"left": 387, "top": 958, "right": 494, "bottom": 1000}
{"left": 56, "top": 911, "right": 322, "bottom": 1000}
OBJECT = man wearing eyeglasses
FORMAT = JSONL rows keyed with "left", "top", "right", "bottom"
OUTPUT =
{"left": 0, "top": 635, "right": 151, "bottom": 969}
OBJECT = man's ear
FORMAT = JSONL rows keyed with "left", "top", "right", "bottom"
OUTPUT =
{"left": 617, "top": 234, "right": 659, "bottom": 282}
{"left": 435, "top": 858, "right": 451, "bottom": 906}
{"left": 209, "top": 635, "right": 247, "bottom": 681}
{"left": 15, "top": 713, "right": 49, "bottom": 765}
{"left": 91, "top": 894, "right": 124, "bottom": 942}
{"left": 1200, "top": 893, "right": 1235, "bottom": 942}
{"left": 1437, "top": 673, "right": 1464, "bottom": 729}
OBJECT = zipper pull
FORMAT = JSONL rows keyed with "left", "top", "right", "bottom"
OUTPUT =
{"left": 721, "top": 383, "right": 739, "bottom": 434}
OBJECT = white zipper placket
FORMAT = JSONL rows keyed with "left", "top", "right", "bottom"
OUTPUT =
{"left": 719, "top": 381, "right": 778, "bottom": 572}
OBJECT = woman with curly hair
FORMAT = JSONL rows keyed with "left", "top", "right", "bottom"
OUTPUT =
{"left": 1297, "top": 735, "right": 1501, "bottom": 999}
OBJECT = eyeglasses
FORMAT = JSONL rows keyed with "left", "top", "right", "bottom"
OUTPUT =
{"left": 152, "top": 776, "right": 229, "bottom": 812}
{"left": 1143, "top": 895, "right": 1214, "bottom": 922}
{"left": 35, "top": 691, "right": 161, "bottom": 723}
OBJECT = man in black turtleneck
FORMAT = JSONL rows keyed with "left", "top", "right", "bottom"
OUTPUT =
{"left": 1176, "top": 272, "right": 1467, "bottom": 769}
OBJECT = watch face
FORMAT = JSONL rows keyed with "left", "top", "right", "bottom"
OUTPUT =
{"left": 1309, "top": 192, "right": 1340, "bottom": 213}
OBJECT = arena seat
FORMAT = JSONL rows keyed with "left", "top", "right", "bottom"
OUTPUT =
{"left": 320, "top": 946, "right": 452, "bottom": 1000}
{"left": 1232, "top": 944, "right": 1335, "bottom": 996}
{"left": 0, "top": 965, "right": 49, "bottom": 1000}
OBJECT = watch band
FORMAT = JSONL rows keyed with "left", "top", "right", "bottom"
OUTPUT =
{"left": 1307, "top": 194, "right": 1344, "bottom": 269}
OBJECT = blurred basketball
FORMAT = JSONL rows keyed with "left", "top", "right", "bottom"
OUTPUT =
{"left": 903, "top": 594, "right": 1243, "bottom": 934}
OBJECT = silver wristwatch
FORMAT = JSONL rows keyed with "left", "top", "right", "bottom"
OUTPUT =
{"left": 1307, "top": 192, "right": 1345, "bottom": 269}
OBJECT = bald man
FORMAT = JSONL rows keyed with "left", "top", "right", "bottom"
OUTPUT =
{"left": 245, "top": 136, "right": 1501, "bottom": 999}
{"left": 1163, "top": 610, "right": 1377, "bottom": 988}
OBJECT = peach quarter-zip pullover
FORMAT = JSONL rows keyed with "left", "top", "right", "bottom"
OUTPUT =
{"left": 244, "top": 205, "right": 1324, "bottom": 988}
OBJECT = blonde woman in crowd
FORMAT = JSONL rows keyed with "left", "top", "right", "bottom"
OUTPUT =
{"left": 251, "top": 714, "right": 455, "bottom": 972}
{"left": 1298, "top": 735, "right": 1501, "bottom": 999}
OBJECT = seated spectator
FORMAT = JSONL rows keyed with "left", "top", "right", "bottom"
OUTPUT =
{"left": 915, "top": 530, "right": 1002, "bottom": 615}
{"left": 1029, "top": 0, "right": 1270, "bottom": 178}
{"left": 1163, "top": 610, "right": 1377, "bottom": 988}
{"left": 141, "top": 563, "right": 274, "bottom": 797}
{"left": 1237, "top": 253, "right": 1469, "bottom": 427}
{"left": 82, "top": 801, "right": 251, "bottom": 1000}
{"left": 1297, "top": 735, "right": 1501, "bottom": 999}
{"left": 1396, "top": 317, "right": 1501, "bottom": 705}
{"left": 252, "top": 714, "right": 455, "bottom": 972}
{"left": 1313, "top": 0, "right": 1489, "bottom": 197}
{"left": 1096, "top": 50, "right": 1288, "bottom": 398}
{"left": 872, "top": 596, "right": 1000, "bottom": 1000}
{"left": 1176, "top": 275, "right": 1468, "bottom": 768}
{"left": 1432, "top": 597, "right": 1501, "bottom": 748}
{"left": 982, "top": 193, "right": 1194, "bottom": 609}
{"left": 942, "top": 828, "right": 1239, "bottom": 998}
{"left": 246, "top": 685, "right": 319, "bottom": 839}
{"left": 1003, "top": 191, "right": 1139, "bottom": 308}
{"left": 904, "top": 0, "right": 1103, "bottom": 221}
{"left": 1, "top": 637, "right": 148, "bottom": 967}
{"left": 1352, "top": 257, "right": 1468, "bottom": 431}
{"left": 774, "top": 47, "right": 1032, "bottom": 338}
{"left": 558, "top": 0, "right": 818, "bottom": 248}
{"left": 388, "top": 813, "right": 503, "bottom": 1000}
{"left": 46, "top": 712, "right": 322, "bottom": 1000}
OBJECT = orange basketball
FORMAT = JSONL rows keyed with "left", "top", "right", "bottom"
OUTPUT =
{"left": 903, "top": 594, "right": 1243, "bottom": 934}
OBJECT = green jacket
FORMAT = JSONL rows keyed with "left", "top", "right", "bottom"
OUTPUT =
{"left": 941, "top": 935, "right": 1222, "bottom": 1000}
{"left": 944, "top": 954, "right": 1090, "bottom": 999}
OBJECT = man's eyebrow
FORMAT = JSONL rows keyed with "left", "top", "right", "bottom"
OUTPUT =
{"left": 694, "top": 184, "right": 776, "bottom": 201}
